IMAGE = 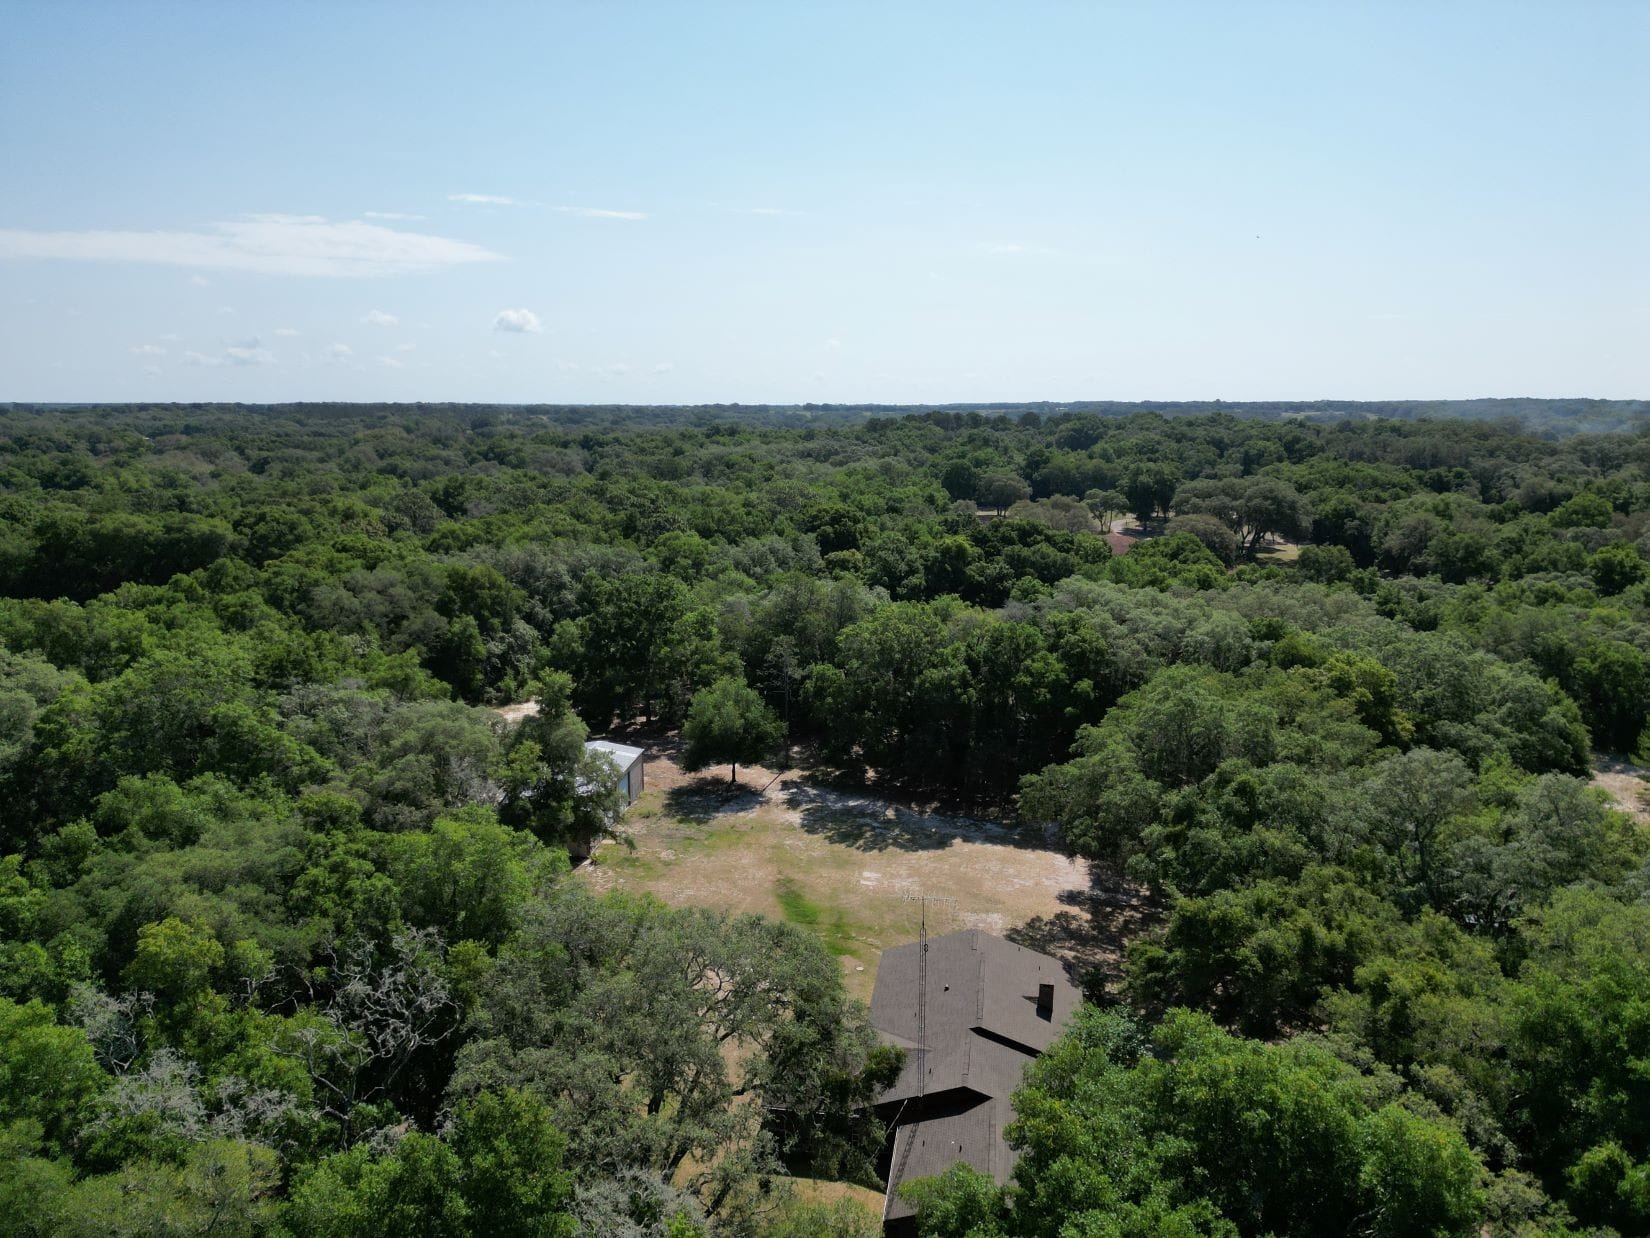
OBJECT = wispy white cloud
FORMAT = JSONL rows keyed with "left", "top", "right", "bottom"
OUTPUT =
{"left": 554, "top": 206, "right": 646, "bottom": 221}
{"left": 493, "top": 307, "right": 541, "bottom": 333}
{"left": 449, "top": 193, "right": 521, "bottom": 206}
{"left": 363, "top": 211, "right": 426, "bottom": 221}
{"left": 182, "top": 338, "right": 275, "bottom": 367}
{"left": 363, "top": 308, "right": 399, "bottom": 327}
{"left": 129, "top": 343, "right": 166, "bottom": 357}
{"left": 189, "top": 274, "right": 210, "bottom": 287}
{"left": 554, "top": 359, "right": 579, "bottom": 372}
{"left": 376, "top": 355, "right": 403, "bottom": 368}
{"left": 395, "top": 342, "right": 416, "bottom": 353}
{"left": 825, "top": 337, "right": 842, "bottom": 350}
{"left": 0, "top": 214, "right": 501, "bottom": 278}
{"left": 726, "top": 206, "right": 800, "bottom": 217}
{"left": 325, "top": 342, "right": 353, "bottom": 359}
{"left": 653, "top": 362, "right": 675, "bottom": 373}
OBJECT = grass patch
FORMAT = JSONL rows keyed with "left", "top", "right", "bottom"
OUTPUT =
{"left": 594, "top": 848, "right": 665, "bottom": 880}
{"left": 775, "top": 876, "right": 863, "bottom": 958}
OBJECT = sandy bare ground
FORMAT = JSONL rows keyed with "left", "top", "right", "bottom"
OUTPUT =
{"left": 492, "top": 700, "right": 541, "bottom": 725}
{"left": 577, "top": 737, "right": 1148, "bottom": 1003}
{"left": 1591, "top": 756, "right": 1650, "bottom": 824}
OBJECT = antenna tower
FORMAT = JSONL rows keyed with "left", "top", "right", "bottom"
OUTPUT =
{"left": 889, "top": 893, "right": 957, "bottom": 1199}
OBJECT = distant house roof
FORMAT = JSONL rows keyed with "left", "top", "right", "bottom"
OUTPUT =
{"left": 584, "top": 739, "right": 644, "bottom": 773}
{"left": 870, "top": 930, "right": 1080, "bottom": 1226}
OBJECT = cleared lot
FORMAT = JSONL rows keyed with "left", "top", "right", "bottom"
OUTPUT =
{"left": 578, "top": 739, "right": 1147, "bottom": 1003}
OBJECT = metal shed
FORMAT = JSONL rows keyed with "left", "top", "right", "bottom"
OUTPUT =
{"left": 584, "top": 739, "right": 645, "bottom": 804}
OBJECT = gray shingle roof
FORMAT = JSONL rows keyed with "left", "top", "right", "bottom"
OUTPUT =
{"left": 871, "top": 929, "right": 1080, "bottom": 1104}
{"left": 869, "top": 930, "right": 1080, "bottom": 1224}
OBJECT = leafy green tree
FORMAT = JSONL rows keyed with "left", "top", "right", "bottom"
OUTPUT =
{"left": 681, "top": 676, "right": 785, "bottom": 785}
{"left": 1083, "top": 488, "right": 1129, "bottom": 533}
{"left": 446, "top": 1089, "right": 577, "bottom": 1237}
{"left": 1571, "top": 638, "right": 1650, "bottom": 752}
{"left": 1128, "top": 867, "right": 1400, "bottom": 1036}
{"left": 976, "top": 471, "right": 1030, "bottom": 515}
{"left": 938, "top": 460, "right": 980, "bottom": 503}
{"left": 497, "top": 674, "right": 626, "bottom": 855}
{"left": 913, "top": 1006, "right": 1483, "bottom": 1238}
{"left": 1505, "top": 889, "right": 1650, "bottom": 1226}
{"left": 1123, "top": 462, "right": 1180, "bottom": 525}
{"left": 1586, "top": 541, "right": 1648, "bottom": 595}
{"left": 450, "top": 885, "right": 888, "bottom": 1222}
{"left": 287, "top": 1132, "right": 470, "bottom": 1237}
{"left": 0, "top": 998, "right": 107, "bottom": 1157}
{"left": 1297, "top": 542, "right": 1356, "bottom": 583}
{"left": 1356, "top": 748, "right": 1474, "bottom": 911}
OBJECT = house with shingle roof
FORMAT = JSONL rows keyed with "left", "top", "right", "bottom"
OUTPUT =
{"left": 870, "top": 929, "right": 1080, "bottom": 1233}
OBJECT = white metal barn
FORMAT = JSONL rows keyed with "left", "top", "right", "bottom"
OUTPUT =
{"left": 584, "top": 740, "right": 646, "bottom": 804}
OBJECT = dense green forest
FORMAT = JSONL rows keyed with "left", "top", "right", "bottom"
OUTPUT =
{"left": 1, "top": 402, "right": 1648, "bottom": 1235}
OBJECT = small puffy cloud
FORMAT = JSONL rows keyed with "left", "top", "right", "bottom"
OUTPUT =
{"left": 395, "top": 342, "right": 415, "bottom": 353}
{"left": 554, "top": 359, "right": 579, "bottom": 372}
{"left": 226, "top": 345, "right": 275, "bottom": 366}
{"left": 217, "top": 305, "right": 237, "bottom": 315}
{"left": 653, "top": 362, "right": 675, "bottom": 373}
{"left": 825, "top": 337, "right": 842, "bottom": 350}
{"left": 130, "top": 343, "right": 166, "bottom": 357}
{"left": 376, "top": 355, "right": 403, "bottom": 368}
{"left": 493, "top": 307, "right": 541, "bottom": 333}
{"left": 273, "top": 327, "right": 300, "bottom": 337}
{"left": 363, "top": 309, "right": 399, "bottom": 327}
{"left": 603, "top": 362, "right": 631, "bottom": 376}
{"left": 554, "top": 206, "right": 645, "bottom": 221}
{"left": 325, "top": 342, "right": 353, "bottom": 359}
{"left": 449, "top": 193, "right": 520, "bottom": 206}
{"left": 189, "top": 274, "right": 210, "bottom": 286}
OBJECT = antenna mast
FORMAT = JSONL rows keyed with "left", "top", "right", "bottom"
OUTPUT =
{"left": 889, "top": 893, "right": 957, "bottom": 1200}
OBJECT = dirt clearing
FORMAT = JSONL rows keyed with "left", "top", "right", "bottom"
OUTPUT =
{"left": 578, "top": 741, "right": 1145, "bottom": 1003}
{"left": 1592, "top": 756, "right": 1650, "bottom": 825}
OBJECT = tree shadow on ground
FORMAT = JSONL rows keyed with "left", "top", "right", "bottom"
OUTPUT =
{"left": 781, "top": 781, "right": 1045, "bottom": 854}
{"left": 600, "top": 720, "right": 684, "bottom": 757}
{"left": 785, "top": 745, "right": 1021, "bottom": 824}
{"left": 1006, "top": 861, "right": 1161, "bottom": 1001}
{"left": 663, "top": 777, "right": 767, "bottom": 825}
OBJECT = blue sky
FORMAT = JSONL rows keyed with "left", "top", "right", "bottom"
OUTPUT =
{"left": 2, "top": 1, "right": 1645, "bottom": 403}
